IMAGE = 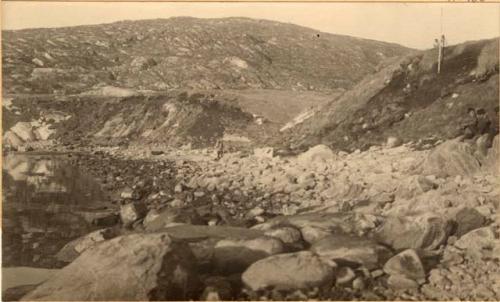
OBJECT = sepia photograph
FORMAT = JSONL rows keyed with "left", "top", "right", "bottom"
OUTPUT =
{"left": 1, "top": 1, "right": 500, "bottom": 301}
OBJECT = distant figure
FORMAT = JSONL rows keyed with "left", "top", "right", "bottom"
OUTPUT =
{"left": 476, "top": 108, "right": 491, "bottom": 135}
{"left": 215, "top": 139, "right": 224, "bottom": 160}
{"left": 433, "top": 39, "right": 440, "bottom": 49}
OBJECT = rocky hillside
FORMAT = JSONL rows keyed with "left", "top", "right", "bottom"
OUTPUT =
{"left": 283, "top": 38, "right": 499, "bottom": 152}
{"left": 2, "top": 17, "right": 410, "bottom": 94}
{"left": 3, "top": 91, "right": 274, "bottom": 150}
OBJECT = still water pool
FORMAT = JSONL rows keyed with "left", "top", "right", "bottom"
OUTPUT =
{"left": 2, "top": 153, "right": 113, "bottom": 269}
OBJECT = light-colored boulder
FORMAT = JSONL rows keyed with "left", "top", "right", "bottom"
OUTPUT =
{"left": 374, "top": 214, "right": 451, "bottom": 251}
{"left": 143, "top": 208, "right": 204, "bottom": 231}
{"left": 22, "top": 233, "right": 199, "bottom": 301}
{"left": 242, "top": 251, "right": 334, "bottom": 291}
{"left": 297, "top": 144, "right": 336, "bottom": 165}
{"left": 254, "top": 147, "right": 274, "bottom": 159}
{"left": 252, "top": 212, "right": 373, "bottom": 244}
{"left": 311, "top": 234, "right": 392, "bottom": 269}
{"left": 386, "top": 136, "right": 402, "bottom": 148}
{"left": 422, "top": 139, "right": 481, "bottom": 176}
{"left": 383, "top": 249, "right": 426, "bottom": 284}
{"left": 119, "top": 202, "right": 147, "bottom": 226}
{"left": 10, "top": 122, "right": 36, "bottom": 142}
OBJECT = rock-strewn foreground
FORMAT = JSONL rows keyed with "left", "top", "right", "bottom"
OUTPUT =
{"left": 8, "top": 134, "right": 499, "bottom": 301}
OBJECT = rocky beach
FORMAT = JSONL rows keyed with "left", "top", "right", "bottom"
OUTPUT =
{"left": 2, "top": 13, "right": 499, "bottom": 301}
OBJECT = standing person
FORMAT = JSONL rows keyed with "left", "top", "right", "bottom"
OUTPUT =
{"left": 214, "top": 139, "right": 224, "bottom": 160}
{"left": 476, "top": 108, "right": 491, "bottom": 135}
{"left": 460, "top": 108, "right": 478, "bottom": 141}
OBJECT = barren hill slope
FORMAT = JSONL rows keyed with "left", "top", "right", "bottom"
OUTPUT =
{"left": 2, "top": 17, "right": 410, "bottom": 94}
{"left": 282, "top": 38, "right": 499, "bottom": 152}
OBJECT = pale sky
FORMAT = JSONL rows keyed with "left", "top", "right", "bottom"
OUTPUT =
{"left": 2, "top": 2, "right": 499, "bottom": 49}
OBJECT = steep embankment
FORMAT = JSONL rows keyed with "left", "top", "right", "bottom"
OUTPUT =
{"left": 283, "top": 38, "right": 499, "bottom": 152}
{"left": 2, "top": 92, "right": 263, "bottom": 149}
{"left": 2, "top": 17, "right": 409, "bottom": 94}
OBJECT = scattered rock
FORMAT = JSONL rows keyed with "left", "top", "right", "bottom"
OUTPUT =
{"left": 254, "top": 147, "right": 274, "bottom": 159}
{"left": 386, "top": 136, "right": 402, "bottom": 148}
{"left": 383, "top": 249, "right": 425, "bottom": 284}
{"left": 454, "top": 207, "right": 486, "bottom": 237}
{"left": 143, "top": 207, "right": 204, "bottom": 231}
{"left": 264, "top": 226, "right": 303, "bottom": 245}
{"left": 120, "top": 187, "right": 140, "bottom": 200}
{"left": 119, "top": 202, "right": 147, "bottom": 226}
{"left": 335, "top": 267, "right": 356, "bottom": 285}
{"left": 151, "top": 150, "right": 164, "bottom": 155}
{"left": 417, "top": 175, "right": 438, "bottom": 192}
{"left": 387, "top": 274, "right": 419, "bottom": 290}
{"left": 242, "top": 251, "right": 334, "bottom": 291}
{"left": 454, "top": 227, "right": 496, "bottom": 257}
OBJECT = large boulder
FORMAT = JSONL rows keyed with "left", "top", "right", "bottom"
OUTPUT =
{"left": 10, "top": 122, "right": 36, "bottom": 142}
{"left": 374, "top": 214, "right": 452, "bottom": 251}
{"left": 3, "top": 131, "right": 24, "bottom": 149}
{"left": 254, "top": 147, "right": 274, "bottom": 159}
{"left": 55, "top": 228, "right": 119, "bottom": 263}
{"left": 454, "top": 227, "right": 498, "bottom": 259}
{"left": 422, "top": 139, "right": 481, "bottom": 176}
{"left": 143, "top": 207, "right": 204, "bottom": 231}
{"left": 297, "top": 144, "right": 336, "bottom": 166}
{"left": 252, "top": 212, "right": 375, "bottom": 244}
{"left": 311, "top": 234, "right": 392, "bottom": 269}
{"left": 22, "top": 233, "right": 200, "bottom": 301}
{"left": 214, "top": 236, "right": 284, "bottom": 274}
{"left": 242, "top": 251, "right": 334, "bottom": 291}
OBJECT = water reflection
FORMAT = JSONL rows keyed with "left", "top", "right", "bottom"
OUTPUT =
{"left": 2, "top": 154, "right": 111, "bottom": 268}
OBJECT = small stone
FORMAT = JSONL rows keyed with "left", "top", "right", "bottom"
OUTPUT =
{"left": 247, "top": 207, "right": 265, "bottom": 218}
{"left": 352, "top": 277, "right": 365, "bottom": 290}
{"left": 264, "top": 226, "right": 302, "bottom": 245}
{"left": 194, "top": 191, "right": 205, "bottom": 198}
{"left": 151, "top": 150, "right": 164, "bottom": 156}
{"left": 170, "top": 199, "right": 185, "bottom": 208}
{"left": 174, "top": 183, "right": 184, "bottom": 193}
{"left": 387, "top": 274, "right": 419, "bottom": 290}
{"left": 371, "top": 269, "right": 384, "bottom": 278}
{"left": 417, "top": 175, "right": 438, "bottom": 192}
{"left": 335, "top": 267, "right": 355, "bottom": 285}
{"left": 386, "top": 136, "right": 402, "bottom": 148}
{"left": 120, "top": 187, "right": 139, "bottom": 200}
{"left": 120, "top": 202, "right": 147, "bottom": 226}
